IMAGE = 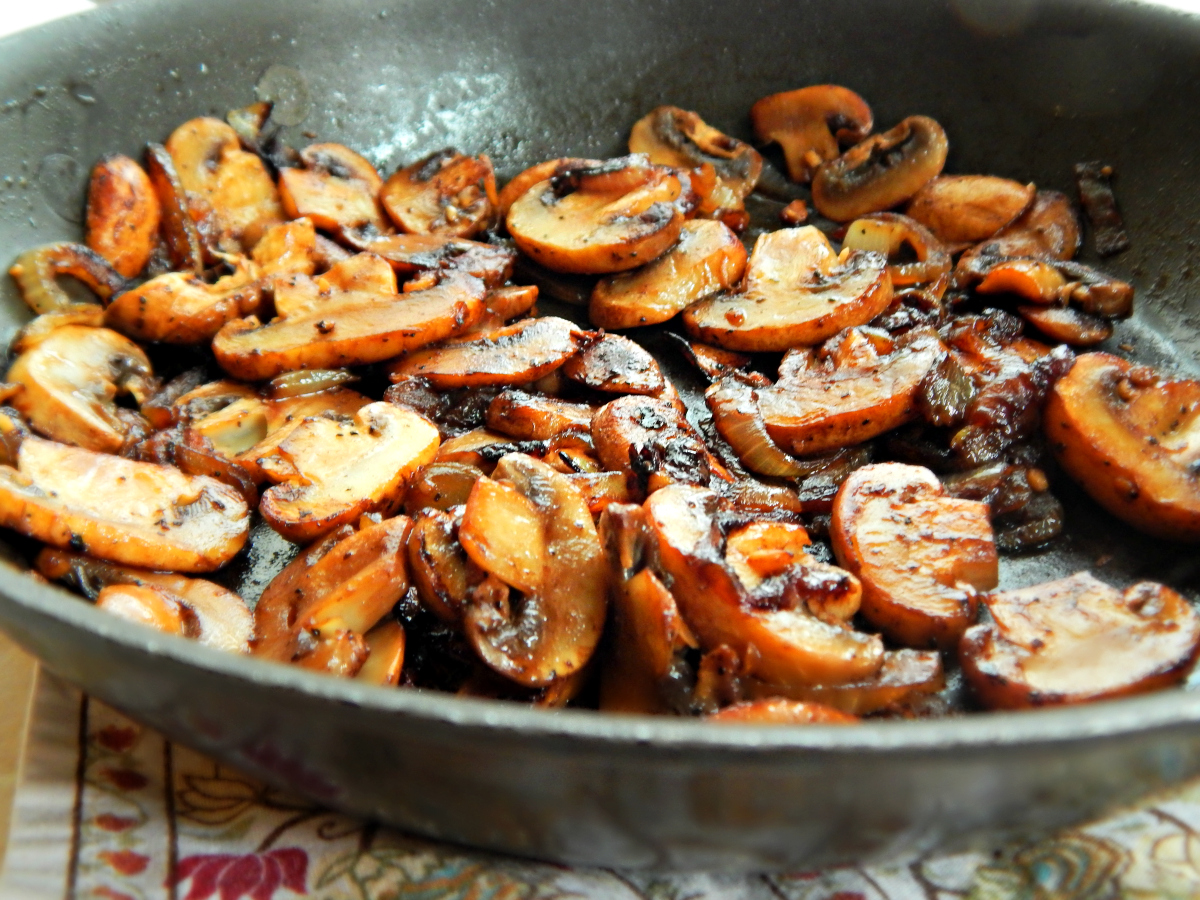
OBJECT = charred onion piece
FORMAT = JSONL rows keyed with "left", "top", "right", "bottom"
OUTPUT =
{"left": 841, "top": 212, "right": 951, "bottom": 287}
{"left": 6, "top": 325, "right": 155, "bottom": 453}
{"left": 812, "top": 116, "right": 949, "bottom": 222}
{"left": 905, "top": 175, "right": 1034, "bottom": 246}
{"left": 706, "top": 375, "right": 809, "bottom": 477}
{"left": 589, "top": 219, "right": 747, "bottom": 330}
{"left": 750, "top": 85, "right": 873, "bottom": 184}
{"left": 85, "top": 154, "right": 161, "bottom": 278}
{"left": 381, "top": 148, "right": 498, "bottom": 238}
{"left": 279, "top": 143, "right": 391, "bottom": 241}
{"left": 592, "top": 394, "right": 710, "bottom": 493}
{"left": 8, "top": 242, "right": 126, "bottom": 315}
{"left": 832, "top": 463, "right": 998, "bottom": 649}
{"left": 960, "top": 572, "right": 1200, "bottom": 709}
{"left": 1046, "top": 352, "right": 1200, "bottom": 540}
{"left": 683, "top": 226, "right": 892, "bottom": 351}
{"left": 0, "top": 436, "right": 248, "bottom": 572}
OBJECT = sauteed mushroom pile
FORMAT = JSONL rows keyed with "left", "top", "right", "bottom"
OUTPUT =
{"left": 3, "top": 84, "right": 1198, "bottom": 724}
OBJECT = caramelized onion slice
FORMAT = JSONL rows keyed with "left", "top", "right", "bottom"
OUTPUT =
{"left": 8, "top": 243, "right": 126, "bottom": 315}
{"left": 85, "top": 154, "right": 161, "bottom": 278}
{"left": 145, "top": 143, "right": 204, "bottom": 275}
{"left": 706, "top": 375, "right": 808, "bottom": 478}
{"left": 842, "top": 212, "right": 951, "bottom": 287}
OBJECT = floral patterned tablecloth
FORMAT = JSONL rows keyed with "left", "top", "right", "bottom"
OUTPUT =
{"left": 3, "top": 671, "right": 1200, "bottom": 900}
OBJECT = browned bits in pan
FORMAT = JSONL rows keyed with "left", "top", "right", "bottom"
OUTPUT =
{"left": 1074, "top": 161, "right": 1130, "bottom": 257}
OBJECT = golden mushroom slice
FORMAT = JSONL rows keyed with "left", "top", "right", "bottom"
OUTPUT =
{"left": 706, "top": 699, "right": 859, "bottom": 724}
{"left": 105, "top": 258, "right": 265, "bottom": 344}
{"left": 812, "top": 116, "right": 949, "bottom": 222}
{"left": 628, "top": 105, "right": 763, "bottom": 217}
{"left": 251, "top": 218, "right": 319, "bottom": 278}
{"left": 164, "top": 116, "right": 284, "bottom": 253}
{"left": 0, "top": 435, "right": 248, "bottom": 572}
{"left": 682, "top": 226, "right": 892, "bottom": 351}
{"left": 957, "top": 190, "right": 1081, "bottom": 274}
{"left": 6, "top": 325, "right": 155, "bottom": 453}
{"left": 387, "top": 316, "right": 586, "bottom": 389}
{"left": 832, "top": 463, "right": 999, "bottom": 649}
{"left": 347, "top": 232, "right": 516, "bottom": 287}
{"left": 279, "top": 143, "right": 391, "bottom": 241}
{"left": 254, "top": 516, "right": 412, "bottom": 674}
{"left": 750, "top": 85, "right": 873, "bottom": 184}
{"left": 905, "top": 175, "right": 1035, "bottom": 246}
{"left": 460, "top": 453, "right": 609, "bottom": 688}
{"left": 589, "top": 219, "right": 747, "bottom": 330}
{"left": 759, "top": 327, "right": 944, "bottom": 455}
{"left": 1045, "top": 352, "right": 1200, "bottom": 540}
{"left": 960, "top": 572, "right": 1200, "bottom": 709}
{"left": 561, "top": 333, "right": 666, "bottom": 396}
{"left": 407, "top": 505, "right": 474, "bottom": 623}
{"left": 257, "top": 401, "right": 439, "bottom": 543}
{"left": 506, "top": 155, "right": 692, "bottom": 274}
{"left": 212, "top": 270, "right": 487, "bottom": 381}
{"left": 84, "top": 154, "right": 161, "bottom": 278}
{"left": 36, "top": 548, "right": 253, "bottom": 653}
{"left": 485, "top": 391, "right": 596, "bottom": 441}
{"left": 380, "top": 148, "right": 498, "bottom": 237}
{"left": 404, "top": 461, "right": 483, "bottom": 513}
{"left": 1018, "top": 305, "right": 1113, "bottom": 347}
{"left": 356, "top": 620, "right": 407, "bottom": 686}
{"left": 8, "top": 242, "right": 126, "bottom": 315}
{"left": 592, "top": 394, "right": 711, "bottom": 493}
{"left": 646, "top": 484, "right": 884, "bottom": 690}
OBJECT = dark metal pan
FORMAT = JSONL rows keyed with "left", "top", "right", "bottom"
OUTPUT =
{"left": 2, "top": 0, "right": 1200, "bottom": 871}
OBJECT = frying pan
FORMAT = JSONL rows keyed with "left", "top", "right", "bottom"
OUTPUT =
{"left": 2, "top": 0, "right": 1200, "bottom": 872}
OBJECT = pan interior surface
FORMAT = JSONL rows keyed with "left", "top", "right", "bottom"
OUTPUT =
{"left": 2, "top": 0, "right": 1200, "bottom": 870}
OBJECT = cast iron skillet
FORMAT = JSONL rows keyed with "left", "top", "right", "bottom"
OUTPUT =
{"left": 2, "top": 0, "right": 1200, "bottom": 871}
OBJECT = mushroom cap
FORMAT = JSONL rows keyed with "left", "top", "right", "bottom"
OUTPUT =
{"left": 751, "top": 84, "right": 874, "bottom": 184}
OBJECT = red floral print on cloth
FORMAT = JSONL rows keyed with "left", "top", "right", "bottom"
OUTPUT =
{"left": 99, "top": 849, "right": 150, "bottom": 876}
{"left": 95, "top": 725, "right": 139, "bottom": 753}
{"left": 174, "top": 848, "right": 308, "bottom": 900}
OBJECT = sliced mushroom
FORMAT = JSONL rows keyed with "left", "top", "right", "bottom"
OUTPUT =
{"left": 6, "top": 325, "right": 155, "bottom": 453}
{"left": 628, "top": 106, "right": 762, "bottom": 216}
{"left": 459, "top": 474, "right": 547, "bottom": 594}
{"left": 404, "top": 461, "right": 483, "bottom": 513}
{"left": 832, "top": 463, "right": 998, "bottom": 649}
{"left": 960, "top": 572, "right": 1200, "bottom": 709}
{"left": 387, "top": 316, "right": 585, "bottom": 388}
{"left": 36, "top": 548, "right": 252, "bottom": 653}
{"left": 592, "top": 394, "right": 711, "bottom": 493}
{"left": 561, "top": 333, "right": 666, "bottom": 396}
{"left": 0, "top": 435, "right": 249, "bottom": 571}
{"left": 251, "top": 218, "right": 319, "bottom": 278}
{"left": 841, "top": 212, "right": 951, "bottom": 287}
{"left": 957, "top": 190, "right": 1081, "bottom": 271}
{"left": 1018, "top": 305, "right": 1113, "bottom": 347}
{"left": 486, "top": 391, "right": 595, "bottom": 441}
{"left": 905, "top": 175, "right": 1035, "bottom": 246}
{"left": 682, "top": 226, "right": 892, "bottom": 351}
{"left": 646, "top": 484, "right": 884, "bottom": 689}
{"left": 257, "top": 401, "right": 440, "bottom": 543}
{"left": 407, "top": 505, "right": 474, "bottom": 623}
{"left": 213, "top": 270, "right": 486, "bottom": 381}
{"left": 495, "top": 157, "right": 603, "bottom": 220}
{"left": 812, "top": 116, "right": 949, "bottom": 222}
{"left": 7, "top": 307, "right": 106, "bottom": 355}
{"left": 356, "top": 620, "right": 407, "bottom": 685}
{"left": 347, "top": 232, "right": 516, "bottom": 288}
{"left": 315, "top": 251, "right": 397, "bottom": 294}
{"left": 380, "top": 148, "right": 497, "bottom": 237}
{"left": 672, "top": 336, "right": 752, "bottom": 381}
{"left": 758, "top": 326, "right": 944, "bottom": 455}
{"left": 1045, "top": 352, "right": 1200, "bottom": 540}
{"left": 460, "top": 453, "right": 609, "bottom": 687}
{"left": 750, "top": 85, "right": 873, "bottom": 184}
{"left": 589, "top": 219, "right": 747, "bottom": 330}
{"left": 434, "top": 427, "right": 546, "bottom": 471}
{"left": 84, "top": 154, "right": 161, "bottom": 278}
{"left": 8, "top": 242, "right": 126, "bottom": 315}
{"left": 278, "top": 143, "right": 391, "bottom": 241}
{"left": 144, "top": 142, "right": 204, "bottom": 275}
{"left": 164, "top": 117, "right": 284, "bottom": 253}
{"left": 506, "top": 156, "right": 692, "bottom": 274}
{"left": 254, "top": 515, "right": 412, "bottom": 674}
{"left": 967, "top": 257, "right": 1134, "bottom": 322}
{"left": 706, "top": 699, "right": 859, "bottom": 724}
{"left": 105, "top": 258, "right": 265, "bottom": 344}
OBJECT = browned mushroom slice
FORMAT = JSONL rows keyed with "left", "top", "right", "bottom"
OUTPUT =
{"left": 812, "top": 116, "right": 948, "bottom": 222}
{"left": 407, "top": 505, "right": 473, "bottom": 623}
{"left": 832, "top": 463, "right": 998, "bottom": 649}
{"left": 387, "top": 316, "right": 585, "bottom": 389}
{"left": 257, "top": 402, "right": 439, "bottom": 543}
{"left": 0, "top": 436, "right": 248, "bottom": 572}
{"left": 589, "top": 219, "right": 747, "bottom": 330}
{"left": 279, "top": 143, "right": 391, "bottom": 241}
{"left": 8, "top": 242, "right": 126, "bottom": 315}
{"left": 254, "top": 516, "right": 412, "bottom": 674}
{"left": 646, "top": 484, "right": 884, "bottom": 689}
{"left": 673, "top": 336, "right": 752, "bottom": 381}
{"left": 6, "top": 325, "right": 155, "bottom": 453}
{"left": 144, "top": 142, "right": 204, "bottom": 275}
{"left": 970, "top": 257, "right": 1134, "bottom": 322}
{"left": 1018, "top": 305, "right": 1113, "bottom": 347}
{"left": 628, "top": 106, "right": 763, "bottom": 216}
{"left": 315, "top": 251, "right": 397, "bottom": 294}
{"left": 958, "top": 190, "right": 1081, "bottom": 271}
{"left": 460, "top": 453, "right": 608, "bottom": 687}
{"left": 356, "top": 620, "right": 407, "bottom": 685}
{"left": 212, "top": 270, "right": 486, "bottom": 381}
{"left": 682, "top": 226, "right": 892, "bottom": 351}
{"left": 706, "top": 699, "right": 859, "bottom": 724}
{"left": 960, "top": 572, "right": 1200, "bottom": 709}
{"left": 404, "top": 461, "right": 483, "bottom": 514}
{"left": 561, "top": 333, "right": 666, "bottom": 396}
{"left": 506, "top": 156, "right": 691, "bottom": 275}
{"left": 495, "top": 157, "right": 604, "bottom": 220}
{"left": 8, "top": 307, "right": 107, "bottom": 355}
{"left": 905, "top": 175, "right": 1035, "bottom": 246}
{"left": 592, "top": 394, "right": 710, "bottom": 492}
{"left": 347, "top": 232, "right": 516, "bottom": 287}
{"left": 568, "top": 470, "right": 634, "bottom": 514}
{"left": 759, "top": 327, "right": 944, "bottom": 456}
{"left": 485, "top": 284, "right": 538, "bottom": 322}
{"left": 434, "top": 428, "right": 545, "bottom": 470}
{"left": 1045, "top": 353, "right": 1200, "bottom": 540}
{"left": 459, "top": 474, "right": 547, "bottom": 594}
{"left": 841, "top": 212, "right": 951, "bottom": 287}
{"left": 750, "top": 85, "right": 873, "bottom": 184}
{"left": 37, "top": 548, "right": 253, "bottom": 653}
{"left": 380, "top": 148, "right": 497, "bottom": 237}
{"left": 165, "top": 117, "right": 285, "bottom": 253}
{"left": 85, "top": 154, "right": 161, "bottom": 278}
{"left": 105, "top": 260, "right": 265, "bottom": 344}
{"left": 486, "top": 391, "right": 595, "bottom": 441}
{"left": 250, "top": 218, "right": 318, "bottom": 278}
